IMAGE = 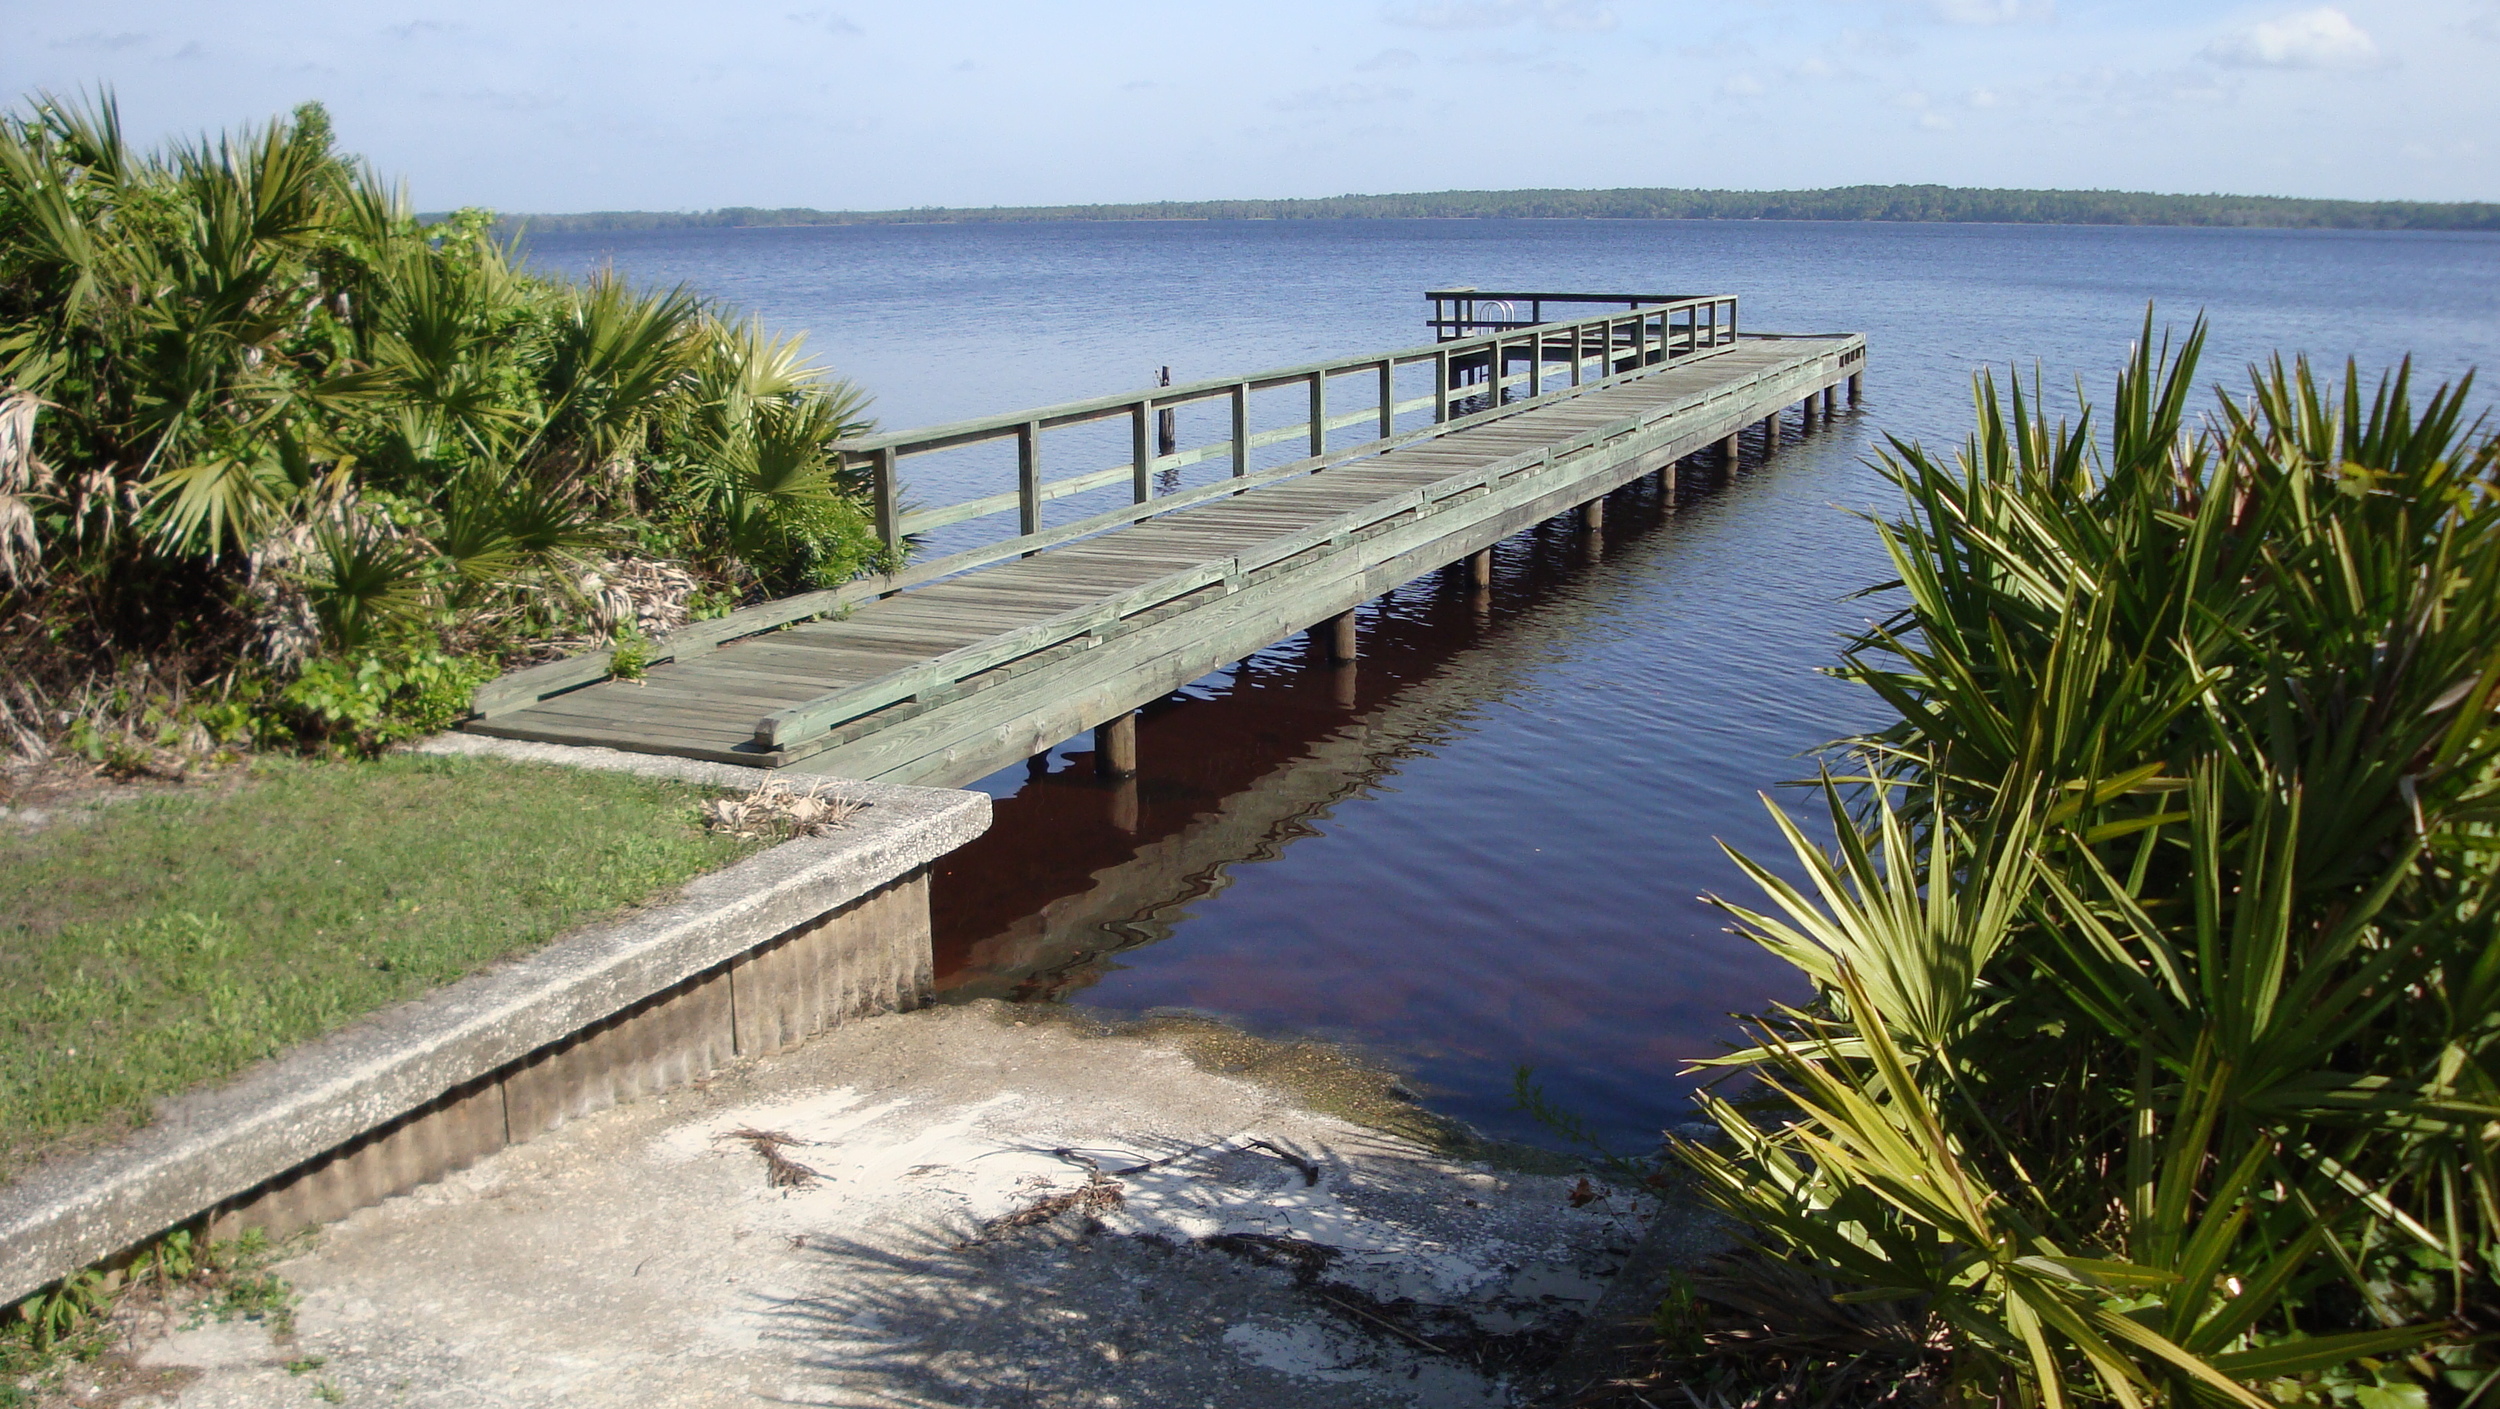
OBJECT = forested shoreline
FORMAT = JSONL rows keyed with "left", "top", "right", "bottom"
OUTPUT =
{"left": 503, "top": 184, "right": 2500, "bottom": 234}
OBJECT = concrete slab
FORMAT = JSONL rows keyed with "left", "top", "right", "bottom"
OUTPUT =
{"left": 109, "top": 1003, "right": 1709, "bottom": 1408}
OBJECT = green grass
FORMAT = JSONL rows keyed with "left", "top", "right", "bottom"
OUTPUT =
{"left": 0, "top": 753, "right": 765, "bottom": 1181}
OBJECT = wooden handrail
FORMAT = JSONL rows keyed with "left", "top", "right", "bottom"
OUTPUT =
{"left": 470, "top": 290, "right": 1743, "bottom": 722}
{"left": 753, "top": 324, "right": 1807, "bottom": 754}
{"left": 833, "top": 292, "right": 1736, "bottom": 553}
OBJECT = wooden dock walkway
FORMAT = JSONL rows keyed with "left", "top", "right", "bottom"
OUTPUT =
{"left": 465, "top": 291, "right": 1865, "bottom": 786}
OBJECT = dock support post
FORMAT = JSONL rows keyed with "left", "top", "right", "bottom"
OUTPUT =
{"left": 1156, "top": 366, "right": 1177, "bottom": 456}
{"left": 1108, "top": 777, "right": 1139, "bottom": 834}
{"left": 1582, "top": 496, "right": 1605, "bottom": 532}
{"left": 1665, "top": 459, "right": 1679, "bottom": 509}
{"left": 1800, "top": 396, "right": 1817, "bottom": 429}
{"left": 1823, "top": 385, "right": 1838, "bottom": 416}
{"left": 1720, "top": 432, "right": 1741, "bottom": 469}
{"left": 1325, "top": 610, "right": 1359, "bottom": 664}
{"left": 1469, "top": 549, "right": 1492, "bottom": 589}
{"left": 1094, "top": 711, "right": 1137, "bottom": 779}
{"left": 1848, "top": 371, "right": 1863, "bottom": 403}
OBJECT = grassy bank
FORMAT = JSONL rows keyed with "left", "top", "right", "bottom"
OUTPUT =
{"left": 0, "top": 752, "right": 763, "bottom": 1181}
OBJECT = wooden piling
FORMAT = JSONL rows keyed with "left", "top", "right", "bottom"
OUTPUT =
{"left": 1582, "top": 496, "right": 1605, "bottom": 532}
{"left": 1156, "top": 366, "right": 1177, "bottom": 456}
{"left": 1108, "top": 776, "right": 1139, "bottom": 833}
{"left": 1094, "top": 711, "right": 1137, "bottom": 778}
{"left": 1325, "top": 610, "right": 1358, "bottom": 664}
{"left": 1823, "top": 384, "right": 1838, "bottom": 416}
{"left": 1468, "top": 548, "right": 1492, "bottom": 589}
{"left": 1848, "top": 371, "right": 1863, "bottom": 403}
{"left": 1720, "top": 433, "right": 1741, "bottom": 468}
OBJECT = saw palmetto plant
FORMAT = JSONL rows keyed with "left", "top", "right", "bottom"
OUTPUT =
{"left": 0, "top": 91, "right": 882, "bottom": 751}
{"left": 1676, "top": 317, "right": 2500, "bottom": 1408}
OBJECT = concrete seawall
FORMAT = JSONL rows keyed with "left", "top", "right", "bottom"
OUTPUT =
{"left": 0, "top": 739, "right": 991, "bottom": 1304}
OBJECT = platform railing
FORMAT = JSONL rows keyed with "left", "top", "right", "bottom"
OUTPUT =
{"left": 469, "top": 290, "right": 1738, "bottom": 721}
{"left": 833, "top": 292, "right": 1740, "bottom": 550}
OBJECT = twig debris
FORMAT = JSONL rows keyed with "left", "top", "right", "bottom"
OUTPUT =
{"left": 717, "top": 1127, "right": 823, "bottom": 1189}
{"left": 700, "top": 780, "right": 864, "bottom": 840}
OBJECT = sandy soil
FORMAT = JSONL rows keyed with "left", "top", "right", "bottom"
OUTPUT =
{"left": 76, "top": 1002, "right": 1717, "bottom": 1409}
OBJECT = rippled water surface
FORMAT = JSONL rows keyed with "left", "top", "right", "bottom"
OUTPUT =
{"left": 525, "top": 219, "right": 2500, "bottom": 1146}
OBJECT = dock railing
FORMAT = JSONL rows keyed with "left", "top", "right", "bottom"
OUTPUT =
{"left": 836, "top": 291, "right": 1739, "bottom": 549}
{"left": 470, "top": 291, "right": 1737, "bottom": 722}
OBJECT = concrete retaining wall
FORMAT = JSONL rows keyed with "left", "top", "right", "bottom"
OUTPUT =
{"left": 0, "top": 741, "right": 990, "bottom": 1304}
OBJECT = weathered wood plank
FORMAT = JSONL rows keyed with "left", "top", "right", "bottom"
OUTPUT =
{"left": 471, "top": 333, "right": 1863, "bottom": 766}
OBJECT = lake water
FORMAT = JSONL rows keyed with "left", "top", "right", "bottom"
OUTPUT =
{"left": 523, "top": 219, "right": 2500, "bottom": 1148}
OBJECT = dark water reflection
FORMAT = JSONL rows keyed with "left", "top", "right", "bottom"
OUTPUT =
{"left": 522, "top": 219, "right": 2500, "bottom": 1148}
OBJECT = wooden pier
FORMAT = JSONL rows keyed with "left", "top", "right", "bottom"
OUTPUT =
{"left": 465, "top": 291, "right": 1866, "bottom": 786}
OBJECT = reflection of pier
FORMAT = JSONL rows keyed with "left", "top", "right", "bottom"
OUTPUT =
{"left": 930, "top": 471, "right": 1737, "bottom": 1001}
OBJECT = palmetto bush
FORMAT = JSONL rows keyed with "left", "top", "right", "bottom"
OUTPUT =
{"left": 1675, "top": 319, "right": 2500, "bottom": 1408}
{"left": 0, "top": 92, "right": 880, "bottom": 753}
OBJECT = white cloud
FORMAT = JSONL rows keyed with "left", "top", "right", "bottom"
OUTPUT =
{"left": 1930, "top": 0, "right": 2054, "bottom": 24}
{"left": 784, "top": 10, "right": 863, "bottom": 37}
{"left": 2202, "top": 7, "right": 2380, "bottom": 69}
{"left": 1720, "top": 72, "right": 1765, "bottom": 95}
{"left": 1382, "top": 0, "right": 1617, "bottom": 33}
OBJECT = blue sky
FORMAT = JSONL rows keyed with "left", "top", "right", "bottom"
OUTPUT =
{"left": 8, "top": 0, "right": 2493, "bottom": 210}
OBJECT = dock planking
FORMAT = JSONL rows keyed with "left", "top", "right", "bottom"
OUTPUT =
{"left": 467, "top": 292, "right": 1865, "bottom": 786}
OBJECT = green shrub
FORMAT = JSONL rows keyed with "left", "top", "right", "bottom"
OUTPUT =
{"left": 1678, "top": 318, "right": 2499, "bottom": 1407}
{"left": 0, "top": 90, "right": 884, "bottom": 753}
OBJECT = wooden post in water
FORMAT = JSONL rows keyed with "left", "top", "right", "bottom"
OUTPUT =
{"left": 1156, "top": 367, "right": 1178, "bottom": 456}
{"left": 1720, "top": 432, "right": 1741, "bottom": 469}
{"left": 1108, "top": 776, "right": 1139, "bottom": 834}
{"left": 1823, "top": 385, "right": 1838, "bottom": 417}
{"left": 1799, "top": 396, "right": 1817, "bottom": 429}
{"left": 1848, "top": 371, "right": 1863, "bottom": 403}
{"left": 1469, "top": 548, "right": 1492, "bottom": 588}
{"left": 1324, "top": 610, "right": 1358, "bottom": 664}
{"left": 1094, "top": 711, "right": 1137, "bottom": 779}
{"left": 1582, "top": 495, "right": 1605, "bottom": 532}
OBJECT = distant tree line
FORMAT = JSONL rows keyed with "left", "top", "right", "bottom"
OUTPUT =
{"left": 501, "top": 184, "right": 2500, "bottom": 234}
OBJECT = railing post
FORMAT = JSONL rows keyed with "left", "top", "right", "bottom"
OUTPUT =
{"left": 1308, "top": 371, "right": 1327, "bottom": 456}
{"left": 1376, "top": 360, "right": 1394, "bottom": 440}
{"left": 1130, "top": 400, "right": 1152, "bottom": 505}
{"left": 1571, "top": 320, "right": 1584, "bottom": 386}
{"left": 1231, "top": 382, "right": 1249, "bottom": 476}
{"left": 1434, "top": 349, "right": 1450, "bottom": 423}
{"left": 1017, "top": 420, "right": 1041, "bottom": 536}
{"left": 1726, "top": 297, "right": 1738, "bottom": 344}
{"left": 1528, "top": 327, "right": 1542, "bottom": 398}
{"left": 871, "top": 448, "right": 899, "bottom": 558}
